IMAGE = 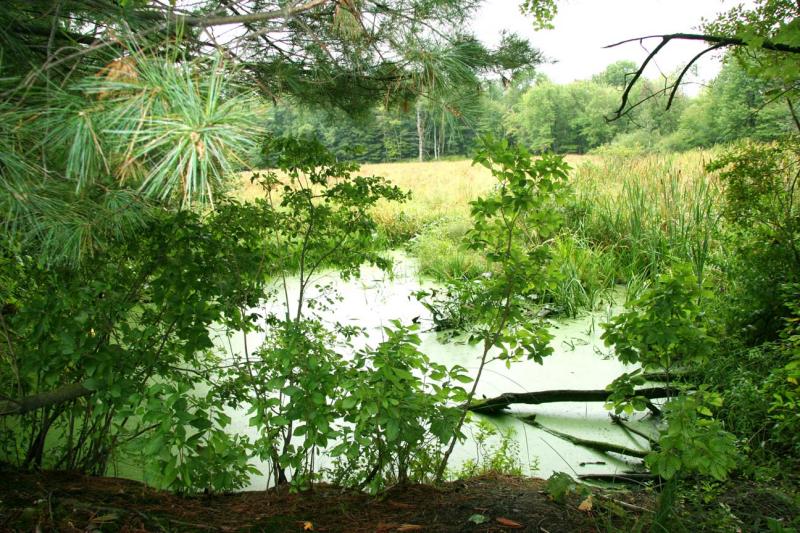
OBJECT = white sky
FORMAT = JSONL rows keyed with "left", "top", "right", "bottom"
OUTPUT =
{"left": 472, "top": 0, "right": 755, "bottom": 88}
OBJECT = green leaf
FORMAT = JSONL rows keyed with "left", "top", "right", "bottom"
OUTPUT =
{"left": 341, "top": 396, "right": 357, "bottom": 409}
{"left": 468, "top": 514, "right": 489, "bottom": 525}
{"left": 271, "top": 415, "right": 290, "bottom": 426}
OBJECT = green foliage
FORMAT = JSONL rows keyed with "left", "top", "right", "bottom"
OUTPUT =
{"left": 260, "top": 50, "right": 793, "bottom": 165}
{"left": 133, "top": 382, "right": 258, "bottom": 493}
{"left": 408, "top": 217, "right": 487, "bottom": 281}
{"left": 645, "top": 391, "right": 738, "bottom": 482}
{"left": 602, "top": 265, "right": 739, "bottom": 488}
{"left": 248, "top": 319, "right": 346, "bottom": 490}
{"left": 0, "top": 203, "right": 271, "bottom": 491}
{"left": 433, "top": 138, "right": 570, "bottom": 479}
{"left": 243, "top": 318, "right": 470, "bottom": 493}
{"left": 665, "top": 58, "right": 793, "bottom": 151}
{"left": 519, "top": 0, "right": 558, "bottom": 30}
{"left": 708, "top": 137, "right": 800, "bottom": 342}
{"left": 602, "top": 264, "right": 715, "bottom": 371}
{"left": 1, "top": 50, "right": 261, "bottom": 265}
{"left": 544, "top": 471, "right": 588, "bottom": 503}
{"left": 603, "top": 369, "right": 652, "bottom": 416}
{"left": 566, "top": 153, "right": 721, "bottom": 289}
{"left": 544, "top": 234, "right": 615, "bottom": 317}
{"left": 762, "top": 286, "right": 800, "bottom": 455}
{"left": 703, "top": 1, "right": 800, "bottom": 89}
{"left": 330, "top": 322, "right": 469, "bottom": 492}
{"left": 468, "top": 513, "right": 490, "bottom": 524}
{"left": 442, "top": 141, "right": 566, "bottom": 349}
{"left": 254, "top": 136, "right": 408, "bottom": 287}
{"left": 507, "top": 78, "right": 628, "bottom": 153}
{"left": 455, "top": 419, "right": 533, "bottom": 478}
{"left": 222, "top": 138, "right": 470, "bottom": 491}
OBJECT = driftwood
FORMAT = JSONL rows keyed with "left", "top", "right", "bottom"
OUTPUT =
{"left": 469, "top": 387, "right": 677, "bottom": 415}
{"left": 521, "top": 418, "right": 650, "bottom": 459}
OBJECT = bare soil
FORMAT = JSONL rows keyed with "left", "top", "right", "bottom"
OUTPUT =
{"left": 0, "top": 469, "right": 644, "bottom": 532}
{"left": 2, "top": 468, "right": 797, "bottom": 532}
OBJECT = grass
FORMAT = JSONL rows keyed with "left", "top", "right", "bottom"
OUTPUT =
{"left": 234, "top": 151, "right": 722, "bottom": 315}
{"left": 364, "top": 156, "right": 596, "bottom": 242}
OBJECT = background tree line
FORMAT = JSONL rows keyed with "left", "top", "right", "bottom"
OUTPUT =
{"left": 264, "top": 55, "right": 796, "bottom": 162}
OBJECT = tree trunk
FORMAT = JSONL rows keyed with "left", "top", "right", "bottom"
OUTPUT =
{"left": 468, "top": 387, "right": 677, "bottom": 415}
{"left": 416, "top": 101, "right": 424, "bottom": 162}
{"left": 432, "top": 121, "right": 438, "bottom": 160}
{"left": 438, "top": 110, "right": 445, "bottom": 158}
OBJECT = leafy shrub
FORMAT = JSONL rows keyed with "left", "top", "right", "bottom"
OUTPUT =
{"left": 329, "top": 323, "right": 470, "bottom": 492}
{"left": 0, "top": 205, "right": 271, "bottom": 490}
{"left": 707, "top": 138, "right": 800, "bottom": 343}
{"left": 602, "top": 265, "right": 738, "bottom": 484}
{"left": 455, "top": 419, "right": 534, "bottom": 478}
{"left": 602, "top": 264, "right": 716, "bottom": 373}
{"left": 238, "top": 138, "right": 470, "bottom": 492}
{"left": 762, "top": 285, "right": 800, "bottom": 457}
{"left": 645, "top": 391, "right": 738, "bottom": 482}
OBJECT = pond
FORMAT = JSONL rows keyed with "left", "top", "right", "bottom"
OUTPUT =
{"left": 208, "top": 252, "right": 655, "bottom": 490}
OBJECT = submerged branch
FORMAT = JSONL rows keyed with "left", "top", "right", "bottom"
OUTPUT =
{"left": 468, "top": 387, "right": 677, "bottom": 415}
{"left": 521, "top": 418, "right": 650, "bottom": 459}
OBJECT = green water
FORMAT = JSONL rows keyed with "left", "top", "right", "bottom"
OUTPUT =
{"left": 204, "top": 252, "right": 655, "bottom": 490}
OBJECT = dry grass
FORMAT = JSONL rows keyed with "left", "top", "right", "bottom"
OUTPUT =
{"left": 235, "top": 155, "right": 598, "bottom": 241}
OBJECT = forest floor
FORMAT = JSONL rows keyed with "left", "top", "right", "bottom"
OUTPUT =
{"left": 1, "top": 469, "right": 650, "bottom": 532}
{"left": 2, "top": 468, "right": 798, "bottom": 532}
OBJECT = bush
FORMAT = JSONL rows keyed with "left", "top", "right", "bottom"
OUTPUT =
{"left": 408, "top": 217, "right": 487, "bottom": 281}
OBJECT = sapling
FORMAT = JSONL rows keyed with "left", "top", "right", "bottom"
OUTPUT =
{"left": 435, "top": 138, "right": 570, "bottom": 481}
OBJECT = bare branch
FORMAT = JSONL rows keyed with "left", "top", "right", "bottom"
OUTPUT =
{"left": 0, "top": 382, "right": 92, "bottom": 416}
{"left": 605, "top": 33, "right": 800, "bottom": 55}
{"left": 666, "top": 43, "right": 726, "bottom": 110}
{"left": 607, "top": 32, "right": 800, "bottom": 120}
{"left": 610, "top": 36, "right": 670, "bottom": 120}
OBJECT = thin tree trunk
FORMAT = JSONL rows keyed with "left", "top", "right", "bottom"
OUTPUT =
{"left": 439, "top": 110, "right": 446, "bottom": 158}
{"left": 416, "top": 101, "right": 424, "bottom": 162}
{"left": 432, "top": 121, "right": 438, "bottom": 159}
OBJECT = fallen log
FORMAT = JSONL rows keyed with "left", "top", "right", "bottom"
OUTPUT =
{"left": 469, "top": 387, "right": 677, "bottom": 415}
{"left": 521, "top": 418, "right": 651, "bottom": 459}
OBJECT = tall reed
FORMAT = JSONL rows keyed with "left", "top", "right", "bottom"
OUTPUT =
{"left": 567, "top": 151, "right": 721, "bottom": 288}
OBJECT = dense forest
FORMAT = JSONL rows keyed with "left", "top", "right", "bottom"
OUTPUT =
{"left": 0, "top": 0, "right": 799, "bottom": 531}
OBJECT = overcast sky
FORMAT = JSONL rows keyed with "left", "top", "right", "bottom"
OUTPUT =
{"left": 472, "top": 0, "right": 754, "bottom": 89}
